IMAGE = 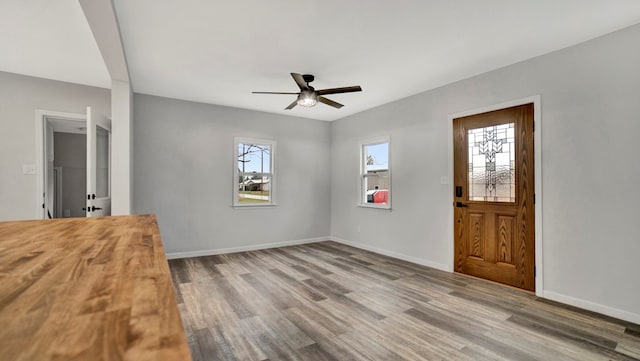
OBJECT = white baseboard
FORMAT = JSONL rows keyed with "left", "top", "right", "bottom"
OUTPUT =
{"left": 329, "top": 236, "right": 449, "bottom": 272}
{"left": 166, "top": 235, "right": 640, "bottom": 325}
{"left": 541, "top": 290, "right": 640, "bottom": 325}
{"left": 165, "top": 237, "right": 328, "bottom": 260}
{"left": 331, "top": 236, "right": 640, "bottom": 324}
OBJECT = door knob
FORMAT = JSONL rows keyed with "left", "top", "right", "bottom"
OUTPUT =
{"left": 91, "top": 206, "right": 102, "bottom": 211}
{"left": 455, "top": 202, "right": 468, "bottom": 208}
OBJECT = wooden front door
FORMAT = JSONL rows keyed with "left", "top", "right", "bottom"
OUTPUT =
{"left": 453, "top": 103, "right": 535, "bottom": 291}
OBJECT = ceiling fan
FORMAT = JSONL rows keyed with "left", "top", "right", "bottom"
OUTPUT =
{"left": 252, "top": 73, "right": 362, "bottom": 110}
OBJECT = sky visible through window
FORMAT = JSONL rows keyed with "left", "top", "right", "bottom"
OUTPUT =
{"left": 366, "top": 142, "right": 388, "bottom": 171}
{"left": 238, "top": 144, "right": 270, "bottom": 173}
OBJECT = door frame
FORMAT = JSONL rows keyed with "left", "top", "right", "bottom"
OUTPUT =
{"left": 447, "top": 95, "right": 543, "bottom": 296}
{"left": 34, "top": 109, "right": 86, "bottom": 219}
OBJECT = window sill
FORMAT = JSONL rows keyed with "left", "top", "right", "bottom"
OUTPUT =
{"left": 358, "top": 203, "right": 391, "bottom": 210}
{"left": 232, "top": 203, "right": 277, "bottom": 209}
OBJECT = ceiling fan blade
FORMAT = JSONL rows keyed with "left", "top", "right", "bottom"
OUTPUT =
{"left": 291, "top": 73, "right": 309, "bottom": 91}
{"left": 285, "top": 100, "right": 298, "bottom": 110}
{"left": 317, "top": 86, "right": 362, "bottom": 95}
{"left": 318, "top": 96, "right": 344, "bottom": 109}
{"left": 252, "top": 91, "right": 300, "bottom": 95}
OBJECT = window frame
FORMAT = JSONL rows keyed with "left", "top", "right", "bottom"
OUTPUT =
{"left": 233, "top": 137, "right": 276, "bottom": 207}
{"left": 358, "top": 136, "right": 391, "bottom": 209}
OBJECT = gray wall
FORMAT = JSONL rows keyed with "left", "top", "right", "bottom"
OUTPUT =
{"left": 133, "top": 94, "right": 331, "bottom": 254}
{"left": 53, "top": 132, "right": 86, "bottom": 217}
{"left": 0, "top": 71, "right": 110, "bottom": 221}
{"left": 330, "top": 24, "right": 640, "bottom": 320}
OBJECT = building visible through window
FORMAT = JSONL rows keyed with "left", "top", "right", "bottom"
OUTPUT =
{"left": 234, "top": 138, "right": 275, "bottom": 206}
{"left": 361, "top": 138, "right": 390, "bottom": 208}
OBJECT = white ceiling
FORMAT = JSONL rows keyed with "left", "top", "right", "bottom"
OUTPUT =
{"left": 2, "top": 1, "right": 640, "bottom": 121}
{"left": 48, "top": 117, "right": 86, "bottom": 134}
{"left": 0, "top": 0, "right": 110, "bottom": 88}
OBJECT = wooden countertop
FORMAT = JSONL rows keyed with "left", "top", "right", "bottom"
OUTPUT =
{"left": 0, "top": 214, "right": 191, "bottom": 361}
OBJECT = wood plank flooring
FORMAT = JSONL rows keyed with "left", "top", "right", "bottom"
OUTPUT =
{"left": 169, "top": 241, "right": 640, "bottom": 361}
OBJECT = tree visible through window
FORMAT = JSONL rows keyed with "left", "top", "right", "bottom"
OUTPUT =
{"left": 234, "top": 138, "right": 275, "bottom": 206}
{"left": 361, "top": 138, "right": 390, "bottom": 208}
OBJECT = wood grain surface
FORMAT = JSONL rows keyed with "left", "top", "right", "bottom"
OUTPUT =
{"left": 0, "top": 215, "right": 191, "bottom": 361}
{"left": 453, "top": 103, "right": 536, "bottom": 291}
{"left": 170, "top": 242, "right": 640, "bottom": 361}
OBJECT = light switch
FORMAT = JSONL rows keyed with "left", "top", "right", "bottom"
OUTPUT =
{"left": 440, "top": 176, "right": 449, "bottom": 185}
{"left": 23, "top": 164, "right": 36, "bottom": 175}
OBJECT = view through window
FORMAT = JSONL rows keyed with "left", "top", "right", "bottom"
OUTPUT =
{"left": 361, "top": 139, "right": 390, "bottom": 208}
{"left": 235, "top": 138, "right": 275, "bottom": 206}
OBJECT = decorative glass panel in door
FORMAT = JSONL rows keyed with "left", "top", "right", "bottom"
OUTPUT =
{"left": 467, "top": 123, "right": 515, "bottom": 202}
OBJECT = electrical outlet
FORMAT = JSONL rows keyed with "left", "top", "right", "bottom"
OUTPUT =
{"left": 356, "top": 225, "right": 361, "bottom": 233}
{"left": 23, "top": 164, "right": 36, "bottom": 175}
{"left": 440, "top": 176, "right": 448, "bottom": 185}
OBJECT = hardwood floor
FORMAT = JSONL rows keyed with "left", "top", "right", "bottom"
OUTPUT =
{"left": 168, "top": 241, "right": 640, "bottom": 361}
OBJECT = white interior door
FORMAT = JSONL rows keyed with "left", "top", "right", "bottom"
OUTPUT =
{"left": 86, "top": 106, "right": 112, "bottom": 217}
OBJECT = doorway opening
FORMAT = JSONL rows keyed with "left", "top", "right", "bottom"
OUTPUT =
{"left": 47, "top": 119, "right": 88, "bottom": 218}
{"left": 35, "top": 108, "right": 112, "bottom": 219}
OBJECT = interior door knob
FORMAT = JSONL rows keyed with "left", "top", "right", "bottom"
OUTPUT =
{"left": 455, "top": 202, "right": 468, "bottom": 208}
{"left": 91, "top": 206, "right": 102, "bottom": 211}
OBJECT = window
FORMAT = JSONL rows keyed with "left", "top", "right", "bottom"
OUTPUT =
{"left": 360, "top": 137, "right": 390, "bottom": 208}
{"left": 234, "top": 137, "right": 275, "bottom": 206}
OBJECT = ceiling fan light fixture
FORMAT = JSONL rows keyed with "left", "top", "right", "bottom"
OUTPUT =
{"left": 297, "top": 90, "right": 317, "bottom": 107}
{"left": 252, "top": 73, "right": 361, "bottom": 110}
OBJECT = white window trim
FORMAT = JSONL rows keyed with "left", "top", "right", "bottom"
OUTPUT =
{"left": 233, "top": 137, "right": 276, "bottom": 207}
{"left": 358, "top": 136, "right": 391, "bottom": 210}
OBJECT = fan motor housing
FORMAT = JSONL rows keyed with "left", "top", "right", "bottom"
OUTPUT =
{"left": 302, "top": 74, "right": 315, "bottom": 83}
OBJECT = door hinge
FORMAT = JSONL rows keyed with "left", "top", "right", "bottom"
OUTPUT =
{"left": 534, "top": 193, "right": 536, "bottom": 204}
{"left": 42, "top": 203, "right": 44, "bottom": 209}
{"left": 534, "top": 266, "right": 537, "bottom": 277}
{"left": 532, "top": 120, "right": 535, "bottom": 132}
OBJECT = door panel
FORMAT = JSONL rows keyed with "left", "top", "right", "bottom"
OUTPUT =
{"left": 496, "top": 214, "right": 515, "bottom": 264}
{"left": 453, "top": 103, "right": 535, "bottom": 291}
{"left": 86, "top": 106, "right": 112, "bottom": 217}
{"left": 468, "top": 213, "right": 484, "bottom": 259}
